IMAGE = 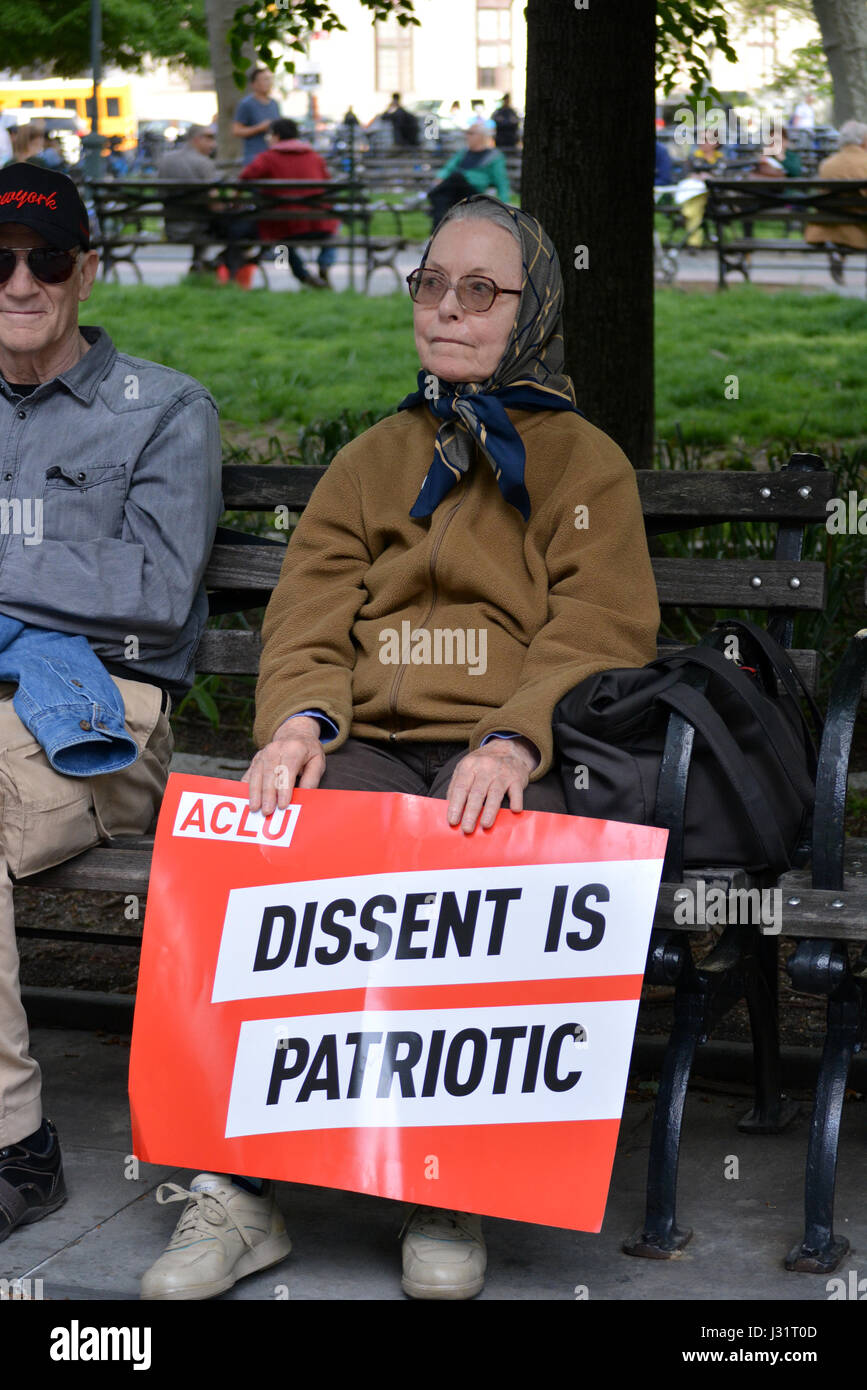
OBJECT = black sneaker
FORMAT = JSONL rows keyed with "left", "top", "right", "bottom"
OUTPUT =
{"left": 0, "top": 1120, "right": 67, "bottom": 1244}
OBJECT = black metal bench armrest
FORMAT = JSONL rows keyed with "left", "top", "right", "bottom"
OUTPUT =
{"left": 811, "top": 628, "right": 867, "bottom": 890}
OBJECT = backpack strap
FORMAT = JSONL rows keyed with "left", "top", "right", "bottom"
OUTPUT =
{"left": 707, "top": 617, "right": 824, "bottom": 748}
{"left": 655, "top": 645, "right": 818, "bottom": 784}
{"left": 654, "top": 681, "right": 793, "bottom": 873}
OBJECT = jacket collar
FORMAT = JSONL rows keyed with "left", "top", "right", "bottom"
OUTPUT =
{"left": 269, "top": 139, "right": 314, "bottom": 154}
{"left": 0, "top": 325, "right": 115, "bottom": 404}
{"left": 56, "top": 326, "right": 116, "bottom": 403}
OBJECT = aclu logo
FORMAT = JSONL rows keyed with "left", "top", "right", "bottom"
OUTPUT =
{"left": 172, "top": 791, "right": 300, "bottom": 847}
{"left": 49, "top": 1320, "right": 151, "bottom": 1370}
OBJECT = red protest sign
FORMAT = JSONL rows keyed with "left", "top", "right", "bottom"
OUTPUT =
{"left": 129, "top": 774, "right": 667, "bottom": 1232}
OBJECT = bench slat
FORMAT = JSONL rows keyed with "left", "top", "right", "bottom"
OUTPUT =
{"left": 204, "top": 543, "right": 826, "bottom": 611}
{"left": 22, "top": 845, "right": 864, "bottom": 946}
{"left": 17, "top": 848, "right": 153, "bottom": 894}
{"left": 196, "top": 629, "right": 263, "bottom": 673}
{"left": 222, "top": 464, "right": 326, "bottom": 510}
{"left": 219, "top": 465, "right": 839, "bottom": 524}
{"left": 192, "top": 629, "right": 822, "bottom": 693}
{"left": 653, "top": 558, "right": 825, "bottom": 609}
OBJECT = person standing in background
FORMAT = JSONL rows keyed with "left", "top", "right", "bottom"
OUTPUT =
{"left": 232, "top": 69, "right": 281, "bottom": 163}
{"left": 6, "top": 122, "right": 49, "bottom": 169}
{"left": 791, "top": 94, "right": 816, "bottom": 130}
{"left": 379, "top": 94, "right": 420, "bottom": 150}
{"left": 492, "top": 94, "right": 521, "bottom": 150}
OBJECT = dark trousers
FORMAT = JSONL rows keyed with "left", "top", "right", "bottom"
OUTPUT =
{"left": 210, "top": 215, "right": 257, "bottom": 276}
{"left": 317, "top": 736, "right": 567, "bottom": 814}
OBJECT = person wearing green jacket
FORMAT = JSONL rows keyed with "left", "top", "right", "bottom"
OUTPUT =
{"left": 429, "top": 119, "right": 511, "bottom": 229}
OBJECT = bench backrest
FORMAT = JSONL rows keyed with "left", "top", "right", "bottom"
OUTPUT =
{"left": 200, "top": 453, "right": 838, "bottom": 697}
{"left": 88, "top": 178, "right": 374, "bottom": 243}
{"left": 707, "top": 178, "right": 867, "bottom": 231}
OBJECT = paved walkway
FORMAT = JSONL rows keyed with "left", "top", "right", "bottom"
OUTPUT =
{"left": 3, "top": 1023, "right": 865, "bottom": 1302}
{"left": 101, "top": 244, "right": 866, "bottom": 297}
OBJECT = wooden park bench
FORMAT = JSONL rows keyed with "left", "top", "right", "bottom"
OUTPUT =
{"left": 87, "top": 177, "right": 418, "bottom": 292}
{"left": 14, "top": 452, "right": 866, "bottom": 1274}
{"left": 706, "top": 178, "right": 867, "bottom": 292}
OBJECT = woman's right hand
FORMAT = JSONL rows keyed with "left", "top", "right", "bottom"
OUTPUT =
{"left": 244, "top": 715, "right": 326, "bottom": 815}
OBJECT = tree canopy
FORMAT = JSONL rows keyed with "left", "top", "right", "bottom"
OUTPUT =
{"left": 3, "top": 0, "right": 209, "bottom": 76}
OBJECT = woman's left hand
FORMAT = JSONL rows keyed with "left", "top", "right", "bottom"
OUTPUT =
{"left": 446, "top": 737, "right": 539, "bottom": 834}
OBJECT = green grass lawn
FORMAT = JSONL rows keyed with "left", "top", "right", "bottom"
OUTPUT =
{"left": 655, "top": 286, "right": 867, "bottom": 446}
{"left": 85, "top": 280, "right": 867, "bottom": 451}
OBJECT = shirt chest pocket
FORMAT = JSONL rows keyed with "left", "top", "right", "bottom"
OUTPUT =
{"left": 41, "top": 462, "right": 128, "bottom": 542}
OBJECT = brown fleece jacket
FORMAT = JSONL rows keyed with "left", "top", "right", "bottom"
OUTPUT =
{"left": 254, "top": 406, "right": 660, "bottom": 781}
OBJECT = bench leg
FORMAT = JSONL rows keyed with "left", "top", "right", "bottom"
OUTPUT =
{"left": 784, "top": 939, "right": 861, "bottom": 1272}
{"left": 624, "top": 922, "right": 750, "bottom": 1259}
{"left": 739, "top": 934, "right": 799, "bottom": 1133}
{"left": 784, "top": 981, "right": 860, "bottom": 1273}
{"left": 622, "top": 1003, "right": 700, "bottom": 1257}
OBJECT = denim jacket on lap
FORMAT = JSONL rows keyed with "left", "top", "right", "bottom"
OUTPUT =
{"left": 0, "top": 616, "right": 139, "bottom": 775}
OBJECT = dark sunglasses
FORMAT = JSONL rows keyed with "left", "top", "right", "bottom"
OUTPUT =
{"left": 0, "top": 246, "right": 80, "bottom": 286}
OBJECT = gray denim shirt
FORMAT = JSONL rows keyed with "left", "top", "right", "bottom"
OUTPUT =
{"left": 0, "top": 326, "right": 223, "bottom": 693}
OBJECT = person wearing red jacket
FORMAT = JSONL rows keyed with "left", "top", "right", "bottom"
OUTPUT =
{"left": 240, "top": 118, "right": 340, "bottom": 288}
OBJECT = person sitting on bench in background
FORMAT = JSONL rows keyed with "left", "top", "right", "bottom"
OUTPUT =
{"left": 804, "top": 119, "right": 867, "bottom": 285}
{"left": 240, "top": 118, "right": 340, "bottom": 290}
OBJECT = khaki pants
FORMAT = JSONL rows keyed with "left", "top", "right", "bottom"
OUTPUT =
{"left": 0, "top": 676, "right": 173, "bottom": 1146}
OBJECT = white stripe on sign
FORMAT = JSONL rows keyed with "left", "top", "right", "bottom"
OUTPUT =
{"left": 211, "top": 860, "right": 661, "bottom": 1002}
{"left": 224, "top": 1001, "right": 637, "bottom": 1136}
{"left": 172, "top": 791, "right": 300, "bottom": 847}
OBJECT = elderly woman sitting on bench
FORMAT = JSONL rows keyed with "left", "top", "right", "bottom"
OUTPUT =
{"left": 141, "top": 194, "right": 660, "bottom": 1303}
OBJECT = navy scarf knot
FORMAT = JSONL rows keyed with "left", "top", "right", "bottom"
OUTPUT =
{"left": 399, "top": 371, "right": 580, "bottom": 522}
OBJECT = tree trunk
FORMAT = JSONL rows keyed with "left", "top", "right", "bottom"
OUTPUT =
{"left": 205, "top": 0, "right": 244, "bottom": 163}
{"left": 812, "top": 0, "right": 867, "bottom": 126}
{"left": 521, "top": 0, "right": 657, "bottom": 469}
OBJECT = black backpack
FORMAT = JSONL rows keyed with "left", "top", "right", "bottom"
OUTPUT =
{"left": 552, "top": 618, "right": 823, "bottom": 879}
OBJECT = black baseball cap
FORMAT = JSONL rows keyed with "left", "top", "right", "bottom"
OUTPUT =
{"left": 0, "top": 163, "right": 90, "bottom": 250}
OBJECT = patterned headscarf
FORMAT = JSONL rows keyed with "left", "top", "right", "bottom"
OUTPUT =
{"left": 398, "top": 195, "right": 580, "bottom": 521}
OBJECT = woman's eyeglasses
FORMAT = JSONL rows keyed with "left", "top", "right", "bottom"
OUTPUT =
{"left": 0, "top": 247, "right": 80, "bottom": 286}
{"left": 407, "top": 267, "right": 521, "bottom": 313}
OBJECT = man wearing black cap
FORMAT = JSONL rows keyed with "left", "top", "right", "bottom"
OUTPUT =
{"left": 0, "top": 164, "right": 222, "bottom": 1246}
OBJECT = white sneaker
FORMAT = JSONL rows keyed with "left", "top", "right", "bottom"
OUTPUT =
{"left": 401, "top": 1206, "right": 486, "bottom": 1300}
{"left": 140, "top": 1174, "right": 292, "bottom": 1301}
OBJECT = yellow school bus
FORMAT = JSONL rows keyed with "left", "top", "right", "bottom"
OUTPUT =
{"left": 0, "top": 80, "right": 136, "bottom": 149}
